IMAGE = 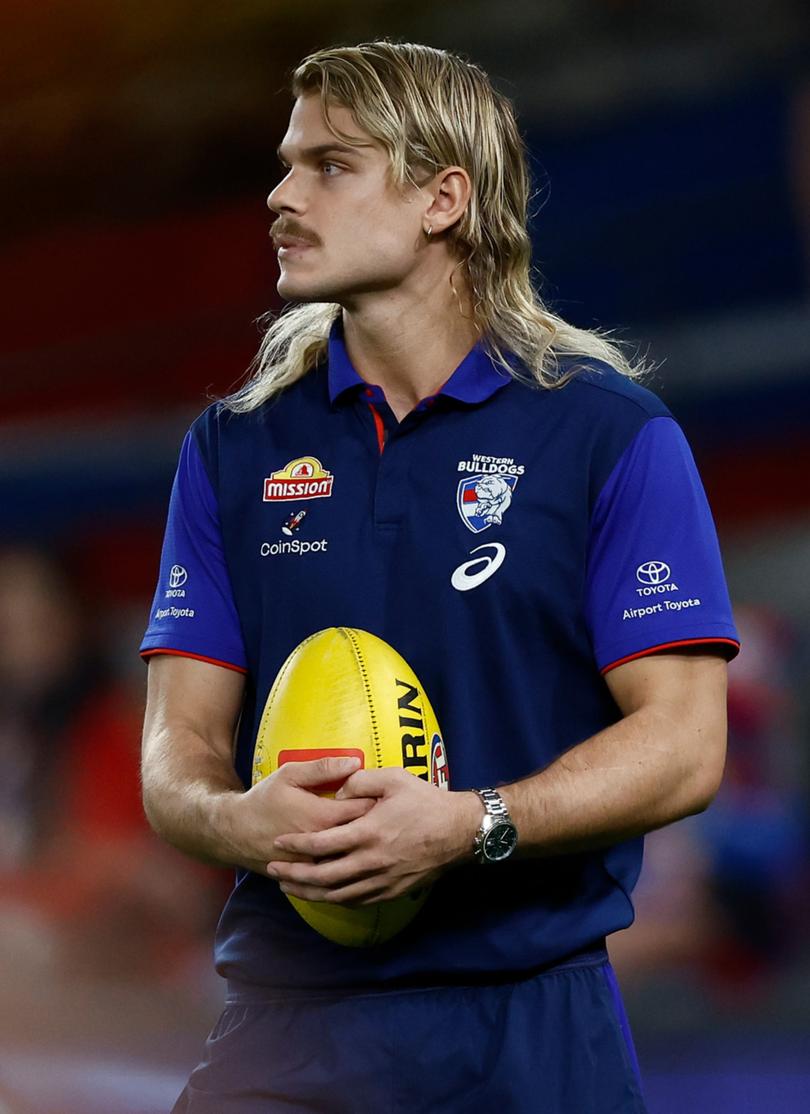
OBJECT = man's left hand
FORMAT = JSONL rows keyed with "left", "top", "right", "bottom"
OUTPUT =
{"left": 266, "top": 768, "right": 480, "bottom": 905}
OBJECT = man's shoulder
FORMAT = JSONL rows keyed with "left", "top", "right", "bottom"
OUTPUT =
{"left": 499, "top": 356, "right": 675, "bottom": 491}
{"left": 499, "top": 356, "right": 673, "bottom": 450}
{"left": 188, "top": 369, "right": 328, "bottom": 451}
{"left": 186, "top": 399, "right": 231, "bottom": 470}
{"left": 551, "top": 357, "right": 672, "bottom": 423}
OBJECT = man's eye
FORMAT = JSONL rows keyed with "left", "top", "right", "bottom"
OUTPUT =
{"left": 321, "top": 162, "right": 341, "bottom": 176}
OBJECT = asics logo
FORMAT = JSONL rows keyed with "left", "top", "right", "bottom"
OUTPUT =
{"left": 451, "top": 543, "right": 506, "bottom": 592}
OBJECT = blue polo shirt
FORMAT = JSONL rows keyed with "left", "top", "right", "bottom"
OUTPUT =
{"left": 141, "top": 324, "right": 739, "bottom": 992}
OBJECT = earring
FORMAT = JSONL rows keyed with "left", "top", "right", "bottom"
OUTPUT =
{"left": 426, "top": 225, "right": 433, "bottom": 239}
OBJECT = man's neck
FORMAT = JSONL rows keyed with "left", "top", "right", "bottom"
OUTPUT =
{"left": 340, "top": 284, "right": 480, "bottom": 422}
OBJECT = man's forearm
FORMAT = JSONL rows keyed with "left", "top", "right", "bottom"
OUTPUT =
{"left": 141, "top": 723, "right": 246, "bottom": 869}
{"left": 141, "top": 722, "right": 377, "bottom": 878}
{"left": 495, "top": 702, "right": 725, "bottom": 858}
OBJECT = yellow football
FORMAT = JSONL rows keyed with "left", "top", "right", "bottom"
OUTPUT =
{"left": 252, "top": 627, "right": 450, "bottom": 947}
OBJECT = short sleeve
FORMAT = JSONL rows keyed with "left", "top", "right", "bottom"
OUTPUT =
{"left": 585, "top": 416, "right": 740, "bottom": 674}
{"left": 140, "top": 430, "right": 248, "bottom": 673}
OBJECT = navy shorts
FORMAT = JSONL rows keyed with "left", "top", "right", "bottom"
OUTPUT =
{"left": 172, "top": 949, "right": 647, "bottom": 1113}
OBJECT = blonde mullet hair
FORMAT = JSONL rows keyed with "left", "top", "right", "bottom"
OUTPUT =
{"left": 228, "top": 41, "right": 646, "bottom": 412}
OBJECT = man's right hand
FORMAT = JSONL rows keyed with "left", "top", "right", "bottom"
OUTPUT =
{"left": 222, "top": 757, "right": 375, "bottom": 877}
{"left": 142, "top": 655, "right": 377, "bottom": 876}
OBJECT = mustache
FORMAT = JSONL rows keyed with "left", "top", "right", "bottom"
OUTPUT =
{"left": 270, "top": 219, "right": 321, "bottom": 247}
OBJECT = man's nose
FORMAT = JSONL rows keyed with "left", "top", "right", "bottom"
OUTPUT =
{"left": 267, "top": 171, "right": 303, "bottom": 215}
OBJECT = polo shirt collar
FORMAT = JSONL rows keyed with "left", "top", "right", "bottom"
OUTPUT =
{"left": 327, "top": 320, "right": 513, "bottom": 408}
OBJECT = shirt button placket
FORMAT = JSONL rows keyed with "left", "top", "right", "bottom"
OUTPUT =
{"left": 373, "top": 422, "right": 405, "bottom": 528}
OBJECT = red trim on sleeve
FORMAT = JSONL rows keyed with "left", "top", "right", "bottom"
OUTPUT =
{"left": 367, "top": 402, "right": 386, "bottom": 454}
{"left": 140, "top": 647, "right": 248, "bottom": 674}
{"left": 600, "top": 637, "right": 741, "bottom": 675}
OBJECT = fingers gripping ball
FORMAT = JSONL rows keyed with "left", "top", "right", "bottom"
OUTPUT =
{"left": 252, "top": 627, "right": 450, "bottom": 947}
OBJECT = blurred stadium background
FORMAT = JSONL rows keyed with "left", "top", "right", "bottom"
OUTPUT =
{"left": 2, "top": 2, "right": 809, "bottom": 1111}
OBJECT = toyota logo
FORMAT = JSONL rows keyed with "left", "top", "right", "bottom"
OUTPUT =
{"left": 169, "top": 565, "right": 188, "bottom": 588}
{"left": 636, "top": 561, "right": 670, "bottom": 585}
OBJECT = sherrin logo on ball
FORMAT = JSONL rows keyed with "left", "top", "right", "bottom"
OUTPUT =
{"left": 252, "top": 627, "right": 449, "bottom": 947}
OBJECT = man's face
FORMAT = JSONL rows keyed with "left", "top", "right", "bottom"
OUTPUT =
{"left": 268, "top": 95, "right": 426, "bottom": 303}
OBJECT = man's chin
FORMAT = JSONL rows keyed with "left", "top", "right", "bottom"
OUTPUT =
{"left": 277, "top": 275, "right": 336, "bottom": 304}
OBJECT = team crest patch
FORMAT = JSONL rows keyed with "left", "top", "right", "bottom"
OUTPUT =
{"left": 263, "top": 456, "right": 334, "bottom": 502}
{"left": 457, "top": 474, "right": 518, "bottom": 533}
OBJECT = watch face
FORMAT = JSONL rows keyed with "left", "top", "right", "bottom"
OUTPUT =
{"left": 482, "top": 822, "right": 518, "bottom": 862}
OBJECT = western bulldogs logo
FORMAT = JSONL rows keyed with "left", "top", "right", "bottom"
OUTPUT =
{"left": 457, "top": 474, "right": 518, "bottom": 533}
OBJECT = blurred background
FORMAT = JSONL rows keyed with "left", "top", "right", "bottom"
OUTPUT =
{"left": 1, "top": 1, "right": 809, "bottom": 1111}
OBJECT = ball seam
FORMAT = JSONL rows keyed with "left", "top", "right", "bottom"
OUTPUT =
{"left": 340, "top": 627, "right": 385, "bottom": 945}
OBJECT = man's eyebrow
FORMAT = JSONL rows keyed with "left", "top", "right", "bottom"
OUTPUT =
{"left": 276, "top": 142, "right": 371, "bottom": 163}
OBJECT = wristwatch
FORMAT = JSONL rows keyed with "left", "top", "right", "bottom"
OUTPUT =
{"left": 472, "top": 788, "right": 518, "bottom": 864}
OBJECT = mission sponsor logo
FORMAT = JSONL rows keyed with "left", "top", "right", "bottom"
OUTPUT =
{"left": 263, "top": 456, "right": 334, "bottom": 502}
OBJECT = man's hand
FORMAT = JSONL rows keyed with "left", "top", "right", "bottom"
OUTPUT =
{"left": 266, "top": 768, "right": 481, "bottom": 905}
{"left": 142, "top": 657, "right": 376, "bottom": 876}
{"left": 222, "top": 757, "right": 376, "bottom": 876}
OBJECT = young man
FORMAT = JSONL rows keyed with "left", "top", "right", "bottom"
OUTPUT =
{"left": 141, "top": 41, "right": 739, "bottom": 1112}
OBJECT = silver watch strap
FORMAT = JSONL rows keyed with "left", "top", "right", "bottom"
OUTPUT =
{"left": 473, "top": 787, "right": 512, "bottom": 822}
